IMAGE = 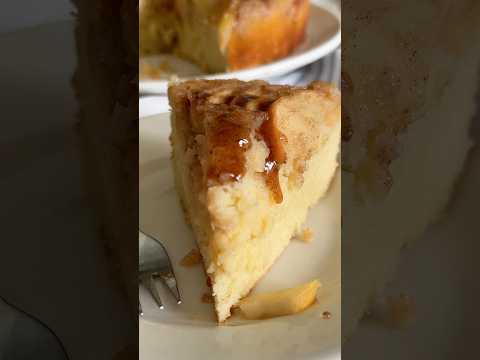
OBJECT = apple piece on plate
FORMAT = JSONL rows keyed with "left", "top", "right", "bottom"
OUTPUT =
{"left": 238, "top": 280, "right": 321, "bottom": 320}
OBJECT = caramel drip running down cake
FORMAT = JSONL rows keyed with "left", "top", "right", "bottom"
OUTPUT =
{"left": 168, "top": 80, "right": 341, "bottom": 321}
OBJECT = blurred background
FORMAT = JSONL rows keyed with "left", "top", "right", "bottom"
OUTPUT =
{"left": 0, "top": 0, "right": 72, "bottom": 33}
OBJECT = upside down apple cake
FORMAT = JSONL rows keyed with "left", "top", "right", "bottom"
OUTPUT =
{"left": 168, "top": 79, "right": 341, "bottom": 321}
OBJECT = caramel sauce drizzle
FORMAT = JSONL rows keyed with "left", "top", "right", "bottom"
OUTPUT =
{"left": 206, "top": 111, "right": 253, "bottom": 183}
{"left": 258, "top": 109, "right": 287, "bottom": 203}
{"left": 188, "top": 87, "right": 289, "bottom": 203}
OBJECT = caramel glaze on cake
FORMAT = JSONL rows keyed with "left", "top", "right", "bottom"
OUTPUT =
{"left": 169, "top": 79, "right": 337, "bottom": 204}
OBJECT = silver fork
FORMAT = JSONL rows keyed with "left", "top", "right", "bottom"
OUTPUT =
{"left": 138, "top": 231, "right": 182, "bottom": 315}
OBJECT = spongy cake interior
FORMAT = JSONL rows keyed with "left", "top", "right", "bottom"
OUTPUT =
{"left": 169, "top": 80, "right": 340, "bottom": 321}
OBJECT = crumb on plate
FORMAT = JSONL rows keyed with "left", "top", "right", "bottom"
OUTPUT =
{"left": 180, "top": 248, "right": 202, "bottom": 267}
{"left": 322, "top": 311, "right": 331, "bottom": 319}
{"left": 298, "top": 228, "right": 314, "bottom": 243}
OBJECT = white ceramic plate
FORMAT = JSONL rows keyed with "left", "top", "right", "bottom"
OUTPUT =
{"left": 139, "top": 0, "right": 341, "bottom": 94}
{"left": 139, "top": 113, "right": 341, "bottom": 360}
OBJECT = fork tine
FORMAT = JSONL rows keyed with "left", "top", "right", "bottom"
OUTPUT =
{"left": 156, "top": 240, "right": 182, "bottom": 304}
{"left": 158, "top": 272, "right": 182, "bottom": 304}
{"left": 144, "top": 274, "right": 164, "bottom": 309}
{"left": 139, "top": 230, "right": 182, "bottom": 308}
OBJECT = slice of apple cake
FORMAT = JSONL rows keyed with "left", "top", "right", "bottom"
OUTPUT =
{"left": 168, "top": 79, "right": 341, "bottom": 321}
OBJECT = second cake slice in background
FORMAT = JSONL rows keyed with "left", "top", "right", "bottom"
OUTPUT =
{"left": 140, "top": 0, "right": 310, "bottom": 72}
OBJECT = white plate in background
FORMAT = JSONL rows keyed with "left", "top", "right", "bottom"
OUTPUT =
{"left": 139, "top": 0, "right": 341, "bottom": 94}
{"left": 139, "top": 113, "right": 341, "bottom": 360}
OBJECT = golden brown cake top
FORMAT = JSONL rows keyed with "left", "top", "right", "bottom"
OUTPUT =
{"left": 169, "top": 79, "right": 340, "bottom": 202}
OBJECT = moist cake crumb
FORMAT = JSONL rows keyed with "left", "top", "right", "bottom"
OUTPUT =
{"left": 180, "top": 249, "right": 202, "bottom": 267}
{"left": 299, "top": 228, "right": 314, "bottom": 243}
